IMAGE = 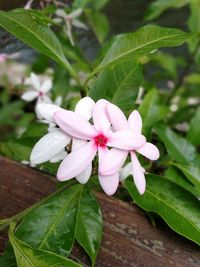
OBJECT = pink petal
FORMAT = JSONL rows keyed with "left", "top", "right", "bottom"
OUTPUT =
{"left": 106, "top": 103, "right": 129, "bottom": 131}
{"left": 131, "top": 151, "right": 146, "bottom": 195}
{"left": 128, "top": 110, "right": 142, "bottom": 134}
{"left": 57, "top": 141, "right": 97, "bottom": 181}
{"left": 98, "top": 173, "right": 119, "bottom": 196}
{"left": 98, "top": 146, "right": 119, "bottom": 195}
{"left": 99, "top": 148, "right": 128, "bottom": 175}
{"left": 75, "top": 97, "right": 95, "bottom": 120}
{"left": 76, "top": 163, "right": 92, "bottom": 184}
{"left": 136, "top": 142, "right": 160, "bottom": 160}
{"left": 108, "top": 130, "right": 146, "bottom": 150}
{"left": 93, "top": 99, "right": 110, "bottom": 134}
{"left": 54, "top": 110, "right": 97, "bottom": 140}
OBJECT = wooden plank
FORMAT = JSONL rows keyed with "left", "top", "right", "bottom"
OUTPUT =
{"left": 0, "top": 156, "right": 199, "bottom": 266}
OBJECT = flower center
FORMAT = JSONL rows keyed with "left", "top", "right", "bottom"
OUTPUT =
{"left": 94, "top": 134, "right": 108, "bottom": 148}
{"left": 38, "top": 91, "right": 44, "bottom": 97}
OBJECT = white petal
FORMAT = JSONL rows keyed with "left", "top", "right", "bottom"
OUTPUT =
{"left": 76, "top": 164, "right": 92, "bottom": 184}
{"left": 55, "top": 9, "right": 67, "bottom": 18}
{"left": 93, "top": 99, "right": 110, "bottom": 134}
{"left": 75, "top": 97, "right": 95, "bottom": 120}
{"left": 21, "top": 91, "right": 38, "bottom": 102}
{"left": 37, "top": 103, "right": 63, "bottom": 123}
{"left": 136, "top": 142, "right": 160, "bottom": 160}
{"left": 54, "top": 96, "right": 62, "bottom": 107}
{"left": 128, "top": 110, "right": 142, "bottom": 134}
{"left": 30, "top": 129, "right": 70, "bottom": 164}
{"left": 31, "top": 72, "right": 40, "bottom": 90}
{"left": 119, "top": 162, "right": 132, "bottom": 181}
{"left": 131, "top": 151, "right": 146, "bottom": 195}
{"left": 50, "top": 150, "right": 68, "bottom": 163}
{"left": 72, "top": 19, "right": 88, "bottom": 30}
{"left": 38, "top": 95, "right": 52, "bottom": 104}
{"left": 68, "top": 9, "right": 82, "bottom": 19}
{"left": 41, "top": 79, "right": 52, "bottom": 93}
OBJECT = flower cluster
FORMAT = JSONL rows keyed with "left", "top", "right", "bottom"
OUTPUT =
{"left": 30, "top": 97, "right": 159, "bottom": 195}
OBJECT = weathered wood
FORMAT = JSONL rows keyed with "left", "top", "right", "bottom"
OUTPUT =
{"left": 0, "top": 157, "right": 200, "bottom": 267}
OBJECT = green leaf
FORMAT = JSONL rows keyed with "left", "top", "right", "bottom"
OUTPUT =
{"left": 73, "top": 0, "right": 108, "bottom": 10}
{"left": 156, "top": 124, "right": 197, "bottom": 164}
{"left": 9, "top": 223, "right": 82, "bottom": 267}
{"left": 165, "top": 166, "right": 199, "bottom": 196}
{"left": 0, "top": 9, "right": 70, "bottom": 69}
{"left": 0, "top": 138, "right": 33, "bottom": 161}
{"left": 76, "top": 189, "right": 102, "bottom": 265}
{"left": 91, "top": 25, "right": 188, "bottom": 76}
{"left": 0, "top": 243, "right": 17, "bottom": 267}
{"left": 139, "top": 89, "right": 168, "bottom": 137}
{"left": 85, "top": 10, "right": 109, "bottom": 44}
{"left": 187, "top": 106, "right": 200, "bottom": 145}
{"left": 144, "top": 0, "right": 190, "bottom": 21}
{"left": 15, "top": 184, "right": 83, "bottom": 257}
{"left": 124, "top": 174, "right": 200, "bottom": 245}
{"left": 172, "top": 162, "right": 200, "bottom": 192}
{"left": 90, "top": 60, "right": 143, "bottom": 113}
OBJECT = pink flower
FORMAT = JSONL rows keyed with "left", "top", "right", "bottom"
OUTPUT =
{"left": 99, "top": 103, "right": 159, "bottom": 195}
{"left": 53, "top": 99, "right": 146, "bottom": 195}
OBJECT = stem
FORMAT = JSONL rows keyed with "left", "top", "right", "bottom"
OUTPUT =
{"left": 0, "top": 181, "right": 76, "bottom": 232}
{"left": 64, "top": 57, "right": 87, "bottom": 97}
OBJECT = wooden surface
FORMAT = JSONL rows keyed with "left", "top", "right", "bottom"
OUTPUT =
{"left": 0, "top": 156, "right": 200, "bottom": 267}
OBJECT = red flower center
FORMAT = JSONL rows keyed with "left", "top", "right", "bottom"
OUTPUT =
{"left": 38, "top": 91, "right": 44, "bottom": 96}
{"left": 94, "top": 134, "right": 108, "bottom": 148}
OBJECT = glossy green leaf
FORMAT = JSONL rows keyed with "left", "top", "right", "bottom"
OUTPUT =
{"left": 76, "top": 189, "right": 102, "bottom": 265}
{"left": 187, "top": 106, "right": 200, "bottom": 145}
{"left": 139, "top": 89, "right": 168, "bottom": 137}
{"left": 144, "top": 0, "right": 190, "bottom": 21}
{"left": 9, "top": 223, "right": 82, "bottom": 267}
{"left": 91, "top": 25, "right": 188, "bottom": 75}
{"left": 124, "top": 174, "right": 200, "bottom": 245}
{"left": 15, "top": 184, "right": 83, "bottom": 257}
{"left": 172, "top": 162, "right": 200, "bottom": 192}
{"left": 0, "top": 9, "right": 70, "bottom": 69}
{"left": 90, "top": 60, "right": 143, "bottom": 113}
{"left": 156, "top": 124, "right": 197, "bottom": 164}
{"left": 165, "top": 166, "right": 199, "bottom": 196}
